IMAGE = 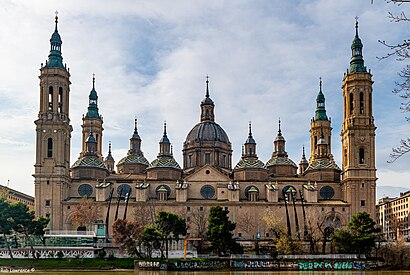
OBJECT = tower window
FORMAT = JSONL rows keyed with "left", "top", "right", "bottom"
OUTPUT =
{"left": 361, "top": 200, "right": 366, "bottom": 207}
{"left": 205, "top": 153, "right": 211, "bottom": 164}
{"left": 349, "top": 93, "right": 354, "bottom": 115}
{"left": 314, "top": 136, "right": 317, "bottom": 150}
{"left": 45, "top": 200, "right": 51, "bottom": 207}
{"left": 47, "top": 138, "right": 53, "bottom": 158}
{"left": 48, "top": 86, "right": 54, "bottom": 111}
{"left": 189, "top": 154, "right": 193, "bottom": 167}
{"left": 58, "top": 87, "right": 63, "bottom": 113}
{"left": 359, "top": 92, "right": 364, "bottom": 114}
{"left": 222, "top": 155, "right": 226, "bottom": 167}
{"left": 359, "top": 148, "right": 365, "bottom": 164}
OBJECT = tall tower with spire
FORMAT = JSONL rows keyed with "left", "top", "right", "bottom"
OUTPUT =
{"left": 341, "top": 19, "right": 376, "bottom": 219}
{"left": 33, "top": 13, "right": 72, "bottom": 230}
{"left": 81, "top": 75, "right": 103, "bottom": 159}
{"left": 309, "top": 78, "right": 332, "bottom": 162}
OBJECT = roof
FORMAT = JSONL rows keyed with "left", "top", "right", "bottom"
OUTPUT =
{"left": 266, "top": 156, "right": 297, "bottom": 168}
{"left": 117, "top": 151, "right": 149, "bottom": 166}
{"left": 305, "top": 159, "right": 341, "bottom": 171}
{"left": 148, "top": 156, "right": 181, "bottom": 169}
{"left": 185, "top": 121, "right": 230, "bottom": 144}
{"left": 234, "top": 158, "right": 266, "bottom": 170}
{"left": 71, "top": 156, "right": 107, "bottom": 170}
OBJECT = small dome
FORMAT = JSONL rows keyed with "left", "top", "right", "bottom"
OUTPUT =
{"left": 201, "top": 97, "right": 214, "bottom": 105}
{"left": 306, "top": 159, "right": 341, "bottom": 171}
{"left": 72, "top": 156, "right": 107, "bottom": 170}
{"left": 245, "top": 136, "right": 256, "bottom": 144}
{"left": 86, "top": 134, "right": 97, "bottom": 143}
{"left": 148, "top": 156, "right": 181, "bottom": 169}
{"left": 50, "top": 31, "right": 62, "bottom": 44}
{"left": 266, "top": 156, "right": 297, "bottom": 168}
{"left": 117, "top": 152, "right": 149, "bottom": 166}
{"left": 234, "top": 158, "right": 266, "bottom": 170}
{"left": 185, "top": 121, "right": 230, "bottom": 144}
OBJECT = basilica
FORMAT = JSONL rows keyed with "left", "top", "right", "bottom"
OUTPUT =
{"left": 33, "top": 15, "right": 376, "bottom": 240}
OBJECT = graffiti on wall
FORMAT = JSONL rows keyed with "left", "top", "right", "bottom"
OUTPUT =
{"left": 169, "top": 260, "right": 227, "bottom": 270}
{"left": 298, "top": 261, "right": 365, "bottom": 270}
{"left": 138, "top": 261, "right": 167, "bottom": 270}
{"left": 231, "top": 260, "right": 279, "bottom": 269}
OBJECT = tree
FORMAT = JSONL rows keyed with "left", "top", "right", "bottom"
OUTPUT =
{"left": 155, "top": 211, "right": 187, "bottom": 258}
{"left": 141, "top": 224, "right": 163, "bottom": 259}
{"left": 9, "top": 202, "right": 49, "bottom": 259}
{"left": 112, "top": 219, "right": 144, "bottom": 257}
{"left": 262, "top": 208, "right": 285, "bottom": 239}
{"left": 379, "top": 4, "right": 410, "bottom": 162}
{"left": 70, "top": 198, "right": 100, "bottom": 229}
{"left": 207, "top": 206, "right": 243, "bottom": 256}
{"left": 332, "top": 211, "right": 378, "bottom": 256}
{"left": 0, "top": 198, "right": 15, "bottom": 259}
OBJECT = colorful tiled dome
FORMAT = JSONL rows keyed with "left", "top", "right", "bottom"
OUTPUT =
{"left": 118, "top": 151, "right": 149, "bottom": 166}
{"left": 266, "top": 156, "right": 297, "bottom": 168}
{"left": 305, "top": 159, "right": 341, "bottom": 171}
{"left": 149, "top": 156, "right": 181, "bottom": 169}
{"left": 234, "top": 158, "right": 266, "bottom": 170}
{"left": 72, "top": 156, "right": 107, "bottom": 170}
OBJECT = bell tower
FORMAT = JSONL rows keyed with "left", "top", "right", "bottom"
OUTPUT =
{"left": 33, "top": 13, "right": 72, "bottom": 230}
{"left": 341, "top": 18, "right": 376, "bottom": 219}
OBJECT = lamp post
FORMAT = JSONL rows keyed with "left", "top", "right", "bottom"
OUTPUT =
{"left": 299, "top": 190, "right": 308, "bottom": 240}
{"left": 105, "top": 188, "right": 114, "bottom": 242}
{"left": 289, "top": 189, "right": 301, "bottom": 241}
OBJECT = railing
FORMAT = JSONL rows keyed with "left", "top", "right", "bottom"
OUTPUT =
{"left": 45, "top": 230, "right": 96, "bottom": 237}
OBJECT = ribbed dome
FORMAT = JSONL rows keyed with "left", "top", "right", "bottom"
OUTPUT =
{"left": 118, "top": 151, "right": 149, "bottom": 166}
{"left": 266, "top": 156, "right": 297, "bottom": 168}
{"left": 185, "top": 121, "right": 230, "bottom": 144}
{"left": 234, "top": 158, "right": 266, "bottom": 170}
{"left": 148, "top": 156, "right": 181, "bottom": 169}
{"left": 72, "top": 156, "right": 107, "bottom": 170}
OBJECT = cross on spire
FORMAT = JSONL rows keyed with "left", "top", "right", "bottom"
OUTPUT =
{"left": 205, "top": 75, "right": 210, "bottom": 98}
{"left": 54, "top": 10, "right": 59, "bottom": 31}
{"left": 92, "top": 73, "right": 95, "bottom": 89}
{"left": 355, "top": 16, "right": 359, "bottom": 36}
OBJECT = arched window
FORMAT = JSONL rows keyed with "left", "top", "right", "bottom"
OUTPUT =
{"left": 359, "top": 148, "right": 365, "bottom": 164}
{"left": 314, "top": 136, "right": 317, "bottom": 150}
{"left": 47, "top": 138, "right": 53, "bottom": 157}
{"left": 359, "top": 92, "right": 364, "bottom": 114}
{"left": 58, "top": 87, "right": 63, "bottom": 113}
{"left": 48, "top": 86, "right": 54, "bottom": 111}
{"left": 349, "top": 93, "right": 354, "bottom": 115}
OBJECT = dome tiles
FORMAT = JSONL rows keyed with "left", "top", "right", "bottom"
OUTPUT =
{"left": 234, "top": 158, "right": 266, "bottom": 170}
{"left": 72, "top": 156, "right": 107, "bottom": 169}
{"left": 305, "top": 159, "right": 341, "bottom": 171}
{"left": 118, "top": 152, "right": 149, "bottom": 166}
{"left": 266, "top": 156, "right": 297, "bottom": 168}
{"left": 149, "top": 156, "right": 181, "bottom": 169}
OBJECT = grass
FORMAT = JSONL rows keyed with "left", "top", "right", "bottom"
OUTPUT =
{"left": 0, "top": 258, "right": 135, "bottom": 270}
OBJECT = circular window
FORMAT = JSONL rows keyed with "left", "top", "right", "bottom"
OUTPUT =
{"left": 200, "top": 185, "right": 215, "bottom": 199}
{"left": 78, "top": 184, "right": 93, "bottom": 197}
{"left": 118, "top": 184, "right": 132, "bottom": 198}
{"left": 320, "top": 186, "right": 335, "bottom": 200}
{"left": 244, "top": 185, "right": 259, "bottom": 199}
{"left": 155, "top": 185, "right": 171, "bottom": 196}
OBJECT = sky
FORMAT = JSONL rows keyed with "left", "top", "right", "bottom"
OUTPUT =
{"left": 0, "top": 0, "right": 409, "bottom": 197}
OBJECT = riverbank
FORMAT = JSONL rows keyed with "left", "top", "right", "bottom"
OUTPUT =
{"left": 0, "top": 258, "right": 134, "bottom": 270}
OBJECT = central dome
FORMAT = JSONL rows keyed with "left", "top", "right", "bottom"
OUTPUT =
{"left": 185, "top": 121, "right": 230, "bottom": 144}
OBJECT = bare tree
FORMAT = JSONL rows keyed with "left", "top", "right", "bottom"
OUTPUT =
{"left": 236, "top": 209, "right": 258, "bottom": 238}
{"left": 71, "top": 198, "right": 100, "bottom": 229}
{"left": 187, "top": 207, "right": 208, "bottom": 238}
{"left": 379, "top": 3, "right": 410, "bottom": 162}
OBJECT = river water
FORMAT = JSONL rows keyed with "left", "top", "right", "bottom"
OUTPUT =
{"left": 11, "top": 271, "right": 410, "bottom": 275}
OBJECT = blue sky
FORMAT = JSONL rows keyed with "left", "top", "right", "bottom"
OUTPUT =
{"left": 0, "top": 0, "right": 409, "bottom": 197}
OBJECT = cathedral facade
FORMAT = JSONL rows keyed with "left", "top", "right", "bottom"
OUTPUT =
{"left": 33, "top": 15, "right": 376, "bottom": 240}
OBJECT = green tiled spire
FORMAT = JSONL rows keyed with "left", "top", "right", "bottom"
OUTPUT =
{"left": 349, "top": 17, "right": 366, "bottom": 73}
{"left": 46, "top": 12, "right": 64, "bottom": 69}
{"left": 314, "top": 78, "right": 328, "bottom": 121}
{"left": 85, "top": 74, "right": 100, "bottom": 119}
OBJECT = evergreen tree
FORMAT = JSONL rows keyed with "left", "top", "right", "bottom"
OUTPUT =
{"left": 155, "top": 211, "right": 187, "bottom": 258}
{"left": 207, "top": 206, "right": 243, "bottom": 256}
{"left": 332, "top": 211, "right": 378, "bottom": 256}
